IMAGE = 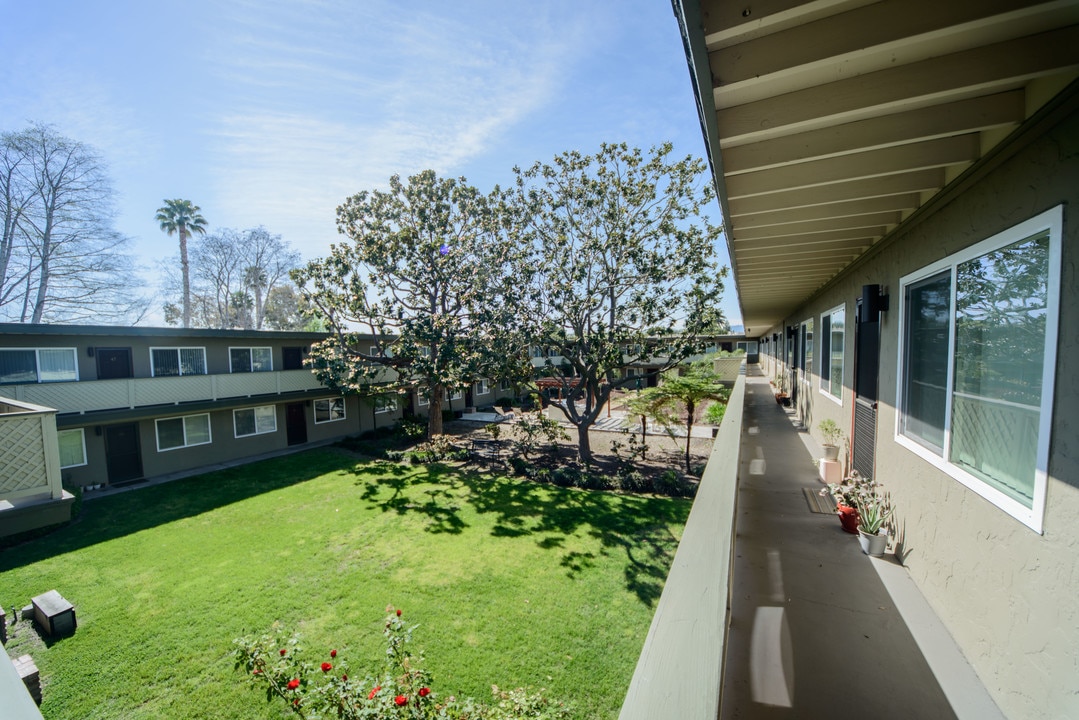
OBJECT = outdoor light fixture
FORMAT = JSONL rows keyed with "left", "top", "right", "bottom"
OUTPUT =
{"left": 860, "top": 284, "right": 890, "bottom": 322}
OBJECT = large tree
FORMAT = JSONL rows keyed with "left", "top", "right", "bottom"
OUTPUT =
{"left": 0, "top": 124, "right": 146, "bottom": 323}
{"left": 510, "top": 142, "right": 726, "bottom": 463}
{"left": 156, "top": 198, "right": 208, "bottom": 328}
{"left": 292, "top": 170, "right": 526, "bottom": 438}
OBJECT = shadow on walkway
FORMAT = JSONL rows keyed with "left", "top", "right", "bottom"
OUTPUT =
{"left": 720, "top": 366, "right": 956, "bottom": 719}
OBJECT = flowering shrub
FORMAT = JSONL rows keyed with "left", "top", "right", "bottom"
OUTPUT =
{"left": 235, "top": 606, "right": 571, "bottom": 719}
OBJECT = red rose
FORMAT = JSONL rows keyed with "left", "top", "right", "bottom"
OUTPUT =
{"left": 419, "top": 687, "right": 430, "bottom": 697}
{"left": 321, "top": 662, "right": 333, "bottom": 672}
{"left": 330, "top": 649, "right": 337, "bottom": 658}
{"left": 396, "top": 609, "right": 402, "bottom": 616}
{"left": 395, "top": 694, "right": 408, "bottom": 706}
{"left": 368, "top": 685, "right": 381, "bottom": 700}
{"left": 279, "top": 648, "right": 287, "bottom": 656}
{"left": 287, "top": 678, "right": 300, "bottom": 690}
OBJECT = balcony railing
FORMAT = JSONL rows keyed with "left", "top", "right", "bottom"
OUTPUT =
{"left": 0, "top": 369, "right": 326, "bottom": 415}
{"left": 618, "top": 371, "right": 744, "bottom": 719}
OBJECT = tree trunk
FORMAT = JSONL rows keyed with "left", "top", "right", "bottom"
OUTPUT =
{"left": 684, "top": 400, "right": 696, "bottom": 475}
{"left": 30, "top": 204, "right": 53, "bottom": 323}
{"left": 180, "top": 226, "right": 191, "bottom": 328}
{"left": 428, "top": 388, "right": 444, "bottom": 438}
{"left": 576, "top": 423, "right": 593, "bottom": 465}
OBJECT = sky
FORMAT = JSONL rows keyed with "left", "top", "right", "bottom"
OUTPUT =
{"left": 0, "top": 0, "right": 742, "bottom": 328}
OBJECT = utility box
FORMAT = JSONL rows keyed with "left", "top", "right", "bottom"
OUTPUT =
{"left": 31, "top": 590, "right": 76, "bottom": 637}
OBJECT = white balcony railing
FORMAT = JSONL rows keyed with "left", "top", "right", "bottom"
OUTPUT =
{"left": 0, "top": 369, "right": 326, "bottom": 415}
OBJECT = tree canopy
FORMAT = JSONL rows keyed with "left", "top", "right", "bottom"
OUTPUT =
{"left": 156, "top": 198, "right": 208, "bottom": 328}
{"left": 293, "top": 169, "right": 528, "bottom": 438}
{"left": 509, "top": 142, "right": 727, "bottom": 463}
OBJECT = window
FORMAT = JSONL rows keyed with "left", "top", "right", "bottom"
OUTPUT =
{"left": 314, "top": 398, "right": 346, "bottom": 423}
{"left": 445, "top": 389, "right": 462, "bottom": 401}
{"left": 736, "top": 341, "right": 759, "bottom": 354}
{"left": 229, "top": 347, "right": 272, "bottom": 373}
{"left": 819, "top": 305, "right": 845, "bottom": 403}
{"left": 499, "top": 379, "right": 511, "bottom": 391}
{"left": 374, "top": 396, "right": 396, "bottom": 414}
{"left": 801, "top": 320, "right": 814, "bottom": 375}
{"left": 0, "top": 348, "right": 78, "bottom": 384}
{"left": 896, "top": 207, "right": 1061, "bottom": 532}
{"left": 151, "top": 347, "right": 206, "bottom": 377}
{"left": 474, "top": 378, "right": 489, "bottom": 396}
{"left": 417, "top": 392, "right": 430, "bottom": 407}
{"left": 234, "top": 405, "right": 277, "bottom": 437}
{"left": 156, "top": 413, "right": 212, "bottom": 451}
{"left": 58, "top": 429, "right": 87, "bottom": 468}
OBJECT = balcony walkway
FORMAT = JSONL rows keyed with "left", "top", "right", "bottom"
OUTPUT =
{"left": 719, "top": 366, "right": 992, "bottom": 719}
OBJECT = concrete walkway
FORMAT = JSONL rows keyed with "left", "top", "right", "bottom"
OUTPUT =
{"left": 719, "top": 368, "right": 959, "bottom": 718}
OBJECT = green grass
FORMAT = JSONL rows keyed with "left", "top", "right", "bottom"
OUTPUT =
{"left": 0, "top": 449, "right": 690, "bottom": 719}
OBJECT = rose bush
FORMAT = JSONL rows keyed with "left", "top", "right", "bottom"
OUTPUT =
{"left": 235, "top": 606, "right": 571, "bottom": 719}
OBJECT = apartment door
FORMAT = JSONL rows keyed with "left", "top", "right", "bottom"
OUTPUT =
{"left": 285, "top": 402, "right": 308, "bottom": 446}
{"left": 104, "top": 423, "right": 142, "bottom": 483}
{"left": 282, "top": 347, "right": 304, "bottom": 370}
{"left": 96, "top": 347, "right": 133, "bottom": 379}
{"left": 852, "top": 299, "right": 881, "bottom": 479}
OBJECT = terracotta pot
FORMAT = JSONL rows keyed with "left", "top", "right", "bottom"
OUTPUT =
{"left": 837, "top": 503, "right": 860, "bottom": 534}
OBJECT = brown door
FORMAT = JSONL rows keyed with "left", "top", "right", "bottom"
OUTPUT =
{"left": 286, "top": 402, "right": 308, "bottom": 445}
{"left": 282, "top": 347, "right": 304, "bottom": 370}
{"left": 96, "top": 347, "right": 133, "bottom": 379}
{"left": 105, "top": 423, "right": 142, "bottom": 483}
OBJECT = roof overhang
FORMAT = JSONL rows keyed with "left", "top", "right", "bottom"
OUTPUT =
{"left": 675, "top": 0, "right": 1079, "bottom": 335}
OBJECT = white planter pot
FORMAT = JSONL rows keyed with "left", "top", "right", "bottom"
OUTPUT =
{"left": 821, "top": 444, "right": 840, "bottom": 461}
{"left": 858, "top": 529, "right": 888, "bottom": 557}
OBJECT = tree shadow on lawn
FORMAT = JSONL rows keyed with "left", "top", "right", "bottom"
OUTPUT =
{"left": 352, "top": 462, "right": 691, "bottom": 607}
{"left": 0, "top": 449, "right": 348, "bottom": 571}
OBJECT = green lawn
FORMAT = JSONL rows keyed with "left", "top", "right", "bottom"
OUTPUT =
{"left": 0, "top": 449, "right": 690, "bottom": 719}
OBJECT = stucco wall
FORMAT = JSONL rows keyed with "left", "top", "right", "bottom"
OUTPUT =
{"left": 779, "top": 107, "right": 1079, "bottom": 718}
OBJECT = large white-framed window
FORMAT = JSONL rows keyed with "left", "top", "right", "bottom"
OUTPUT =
{"left": 229, "top": 347, "right": 272, "bottom": 373}
{"left": 474, "top": 378, "right": 490, "bottom": 396}
{"left": 444, "top": 389, "right": 463, "bottom": 402}
{"left": 58, "top": 428, "right": 87, "bottom": 468}
{"left": 0, "top": 348, "right": 78, "bottom": 384}
{"left": 499, "top": 379, "right": 511, "bottom": 391}
{"left": 374, "top": 396, "right": 396, "bottom": 414}
{"left": 314, "top": 398, "right": 346, "bottom": 424}
{"left": 150, "top": 347, "right": 207, "bottom": 377}
{"left": 156, "top": 413, "right": 212, "bottom": 452}
{"left": 800, "top": 319, "right": 814, "bottom": 379}
{"left": 234, "top": 405, "right": 277, "bottom": 438}
{"left": 895, "top": 206, "right": 1061, "bottom": 533}
{"left": 819, "top": 305, "right": 845, "bottom": 405}
{"left": 417, "top": 391, "right": 430, "bottom": 407}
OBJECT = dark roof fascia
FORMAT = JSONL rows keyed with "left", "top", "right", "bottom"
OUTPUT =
{"left": 55, "top": 387, "right": 342, "bottom": 428}
{"left": 0, "top": 323, "right": 339, "bottom": 341}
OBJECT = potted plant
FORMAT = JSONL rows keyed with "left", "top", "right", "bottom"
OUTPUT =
{"left": 817, "top": 419, "right": 844, "bottom": 461}
{"left": 774, "top": 376, "right": 790, "bottom": 406}
{"left": 855, "top": 492, "right": 893, "bottom": 557}
{"left": 820, "top": 471, "right": 874, "bottom": 534}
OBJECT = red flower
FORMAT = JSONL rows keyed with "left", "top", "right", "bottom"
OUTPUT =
{"left": 330, "top": 649, "right": 337, "bottom": 658}
{"left": 287, "top": 678, "right": 300, "bottom": 690}
{"left": 395, "top": 695, "right": 408, "bottom": 706}
{"left": 252, "top": 669, "right": 261, "bottom": 675}
{"left": 368, "top": 686, "right": 381, "bottom": 700}
{"left": 279, "top": 648, "right": 287, "bottom": 656}
{"left": 321, "top": 662, "right": 333, "bottom": 672}
{"left": 396, "top": 609, "right": 402, "bottom": 616}
{"left": 419, "top": 687, "right": 431, "bottom": 697}
{"left": 341, "top": 674, "right": 348, "bottom": 681}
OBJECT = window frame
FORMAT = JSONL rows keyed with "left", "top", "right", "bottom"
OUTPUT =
{"left": 417, "top": 391, "right": 430, "bottom": 407}
{"left": 233, "top": 405, "right": 277, "bottom": 438}
{"left": 150, "top": 347, "right": 207, "bottom": 377}
{"left": 894, "top": 206, "right": 1061, "bottom": 533}
{"left": 58, "top": 428, "right": 87, "bottom": 468}
{"left": 374, "top": 396, "right": 396, "bottom": 414}
{"left": 0, "top": 347, "right": 79, "bottom": 384}
{"left": 818, "top": 304, "right": 845, "bottom": 406}
{"left": 474, "top": 378, "right": 490, "bottom": 396}
{"left": 228, "top": 346, "right": 273, "bottom": 373}
{"left": 155, "top": 413, "right": 212, "bottom": 452}
{"left": 314, "top": 397, "right": 346, "bottom": 424}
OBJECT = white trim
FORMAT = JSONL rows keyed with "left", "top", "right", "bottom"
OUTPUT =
{"left": 58, "top": 428, "right": 87, "bottom": 468}
{"left": 818, "top": 304, "right": 845, "bottom": 406}
{"left": 228, "top": 346, "right": 273, "bottom": 373}
{"left": 894, "top": 205, "right": 1061, "bottom": 533}
{"left": 474, "top": 378, "right": 490, "bottom": 396}
{"left": 155, "top": 412, "right": 212, "bottom": 452}
{"left": 233, "top": 405, "right": 277, "bottom": 438}
{"left": 150, "top": 346, "right": 207, "bottom": 377}
{"left": 314, "top": 397, "right": 346, "bottom": 424}
{"left": 417, "top": 392, "right": 430, "bottom": 407}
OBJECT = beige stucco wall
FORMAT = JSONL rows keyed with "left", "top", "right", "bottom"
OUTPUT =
{"left": 776, "top": 106, "right": 1079, "bottom": 718}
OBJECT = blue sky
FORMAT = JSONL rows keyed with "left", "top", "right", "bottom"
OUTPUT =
{"left": 1, "top": 0, "right": 741, "bottom": 327}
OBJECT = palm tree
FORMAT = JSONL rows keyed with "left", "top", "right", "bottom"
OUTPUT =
{"left": 155, "top": 199, "right": 207, "bottom": 328}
